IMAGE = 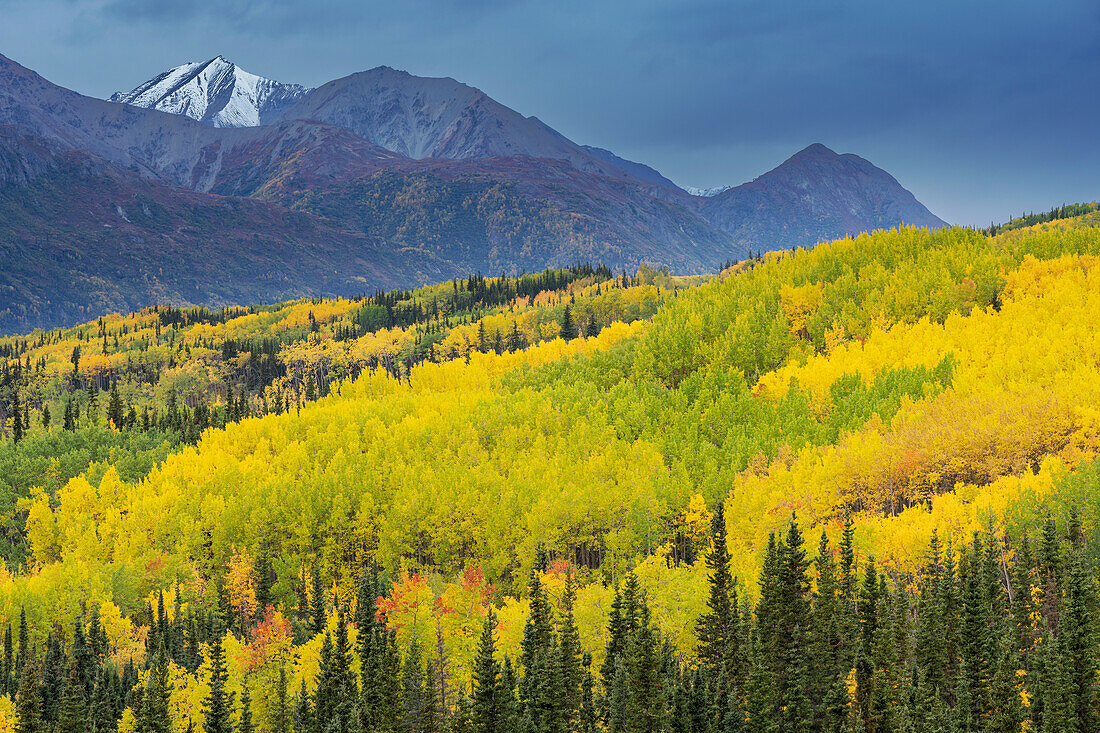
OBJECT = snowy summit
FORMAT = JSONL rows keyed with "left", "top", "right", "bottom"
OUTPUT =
{"left": 684, "top": 184, "right": 734, "bottom": 197}
{"left": 110, "top": 56, "right": 309, "bottom": 128}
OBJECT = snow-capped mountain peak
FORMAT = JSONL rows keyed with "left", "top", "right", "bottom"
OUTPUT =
{"left": 684, "top": 184, "right": 734, "bottom": 197}
{"left": 110, "top": 56, "right": 310, "bottom": 128}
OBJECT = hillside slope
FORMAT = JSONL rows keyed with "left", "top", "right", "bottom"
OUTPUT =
{"left": 0, "top": 126, "right": 454, "bottom": 333}
{"left": 0, "top": 214, "right": 1098, "bottom": 729}
{"left": 2, "top": 211, "right": 1098, "bottom": 625}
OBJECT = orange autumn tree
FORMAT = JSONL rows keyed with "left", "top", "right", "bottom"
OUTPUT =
{"left": 243, "top": 606, "right": 296, "bottom": 729}
{"left": 377, "top": 567, "right": 495, "bottom": 696}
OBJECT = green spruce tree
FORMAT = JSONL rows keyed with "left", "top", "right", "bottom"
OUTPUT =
{"left": 203, "top": 617, "right": 235, "bottom": 733}
{"left": 696, "top": 503, "right": 735, "bottom": 680}
{"left": 56, "top": 658, "right": 88, "bottom": 733}
{"left": 15, "top": 655, "right": 42, "bottom": 733}
{"left": 471, "top": 609, "right": 499, "bottom": 733}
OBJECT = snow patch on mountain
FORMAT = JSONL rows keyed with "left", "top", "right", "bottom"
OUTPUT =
{"left": 684, "top": 184, "right": 734, "bottom": 197}
{"left": 110, "top": 56, "right": 309, "bottom": 128}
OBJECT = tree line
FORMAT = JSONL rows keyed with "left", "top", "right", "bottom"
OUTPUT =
{"left": 4, "top": 504, "right": 1097, "bottom": 733}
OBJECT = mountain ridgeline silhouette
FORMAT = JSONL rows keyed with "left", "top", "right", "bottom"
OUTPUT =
{"left": 0, "top": 53, "right": 945, "bottom": 332}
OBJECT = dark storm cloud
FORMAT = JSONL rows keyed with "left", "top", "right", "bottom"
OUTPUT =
{"left": 0, "top": 0, "right": 1096, "bottom": 225}
{"left": 101, "top": 0, "right": 515, "bottom": 33}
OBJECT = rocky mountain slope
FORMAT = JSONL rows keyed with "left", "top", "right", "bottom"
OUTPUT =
{"left": 0, "top": 52, "right": 947, "bottom": 332}
{"left": 701, "top": 143, "right": 947, "bottom": 249}
{"left": 0, "top": 125, "right": 454, "bottom": 333}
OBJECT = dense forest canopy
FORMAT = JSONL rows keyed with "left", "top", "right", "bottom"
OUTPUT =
{"left": 0, "top": 210, "right": 1099, "bottom": 731}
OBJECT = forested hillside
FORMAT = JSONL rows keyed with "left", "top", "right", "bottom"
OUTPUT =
{"left": 1, "top": 212, "right": 1100, "bottom": 732}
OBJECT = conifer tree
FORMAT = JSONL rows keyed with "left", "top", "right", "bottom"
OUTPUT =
{"left": 294, "top": 679, "right": 314, "bottom": 733}
{"left": 1060, "top": 540, "right": 1096, "bottom": 733}
{"left": 1038, "top": 518, "right": 1062, "bottom": 622}
{"left": 519, "top": 566, "right": 558, "bottom": 729}
{"left": 624, "top": 604, "right": 661, "bottom": 733}
{"left": 959, "top": 536, "right": 995, "bottom": 728}
{"left": 558, "top": 572, "right": 583, "bottom": 727}
{"left": 777, "top": 520, "right": 814, "bottom": 732}
{"left": 579, "top": 653, "right": 597, "bottom": 733}
{"left": 107, "top": 381, "right": 124, "bottom": 430}
{"left": 506, "top": 322, "right": 524, "bottom": 352}
{"left": 584, "top": 315, "right": 599, "bottom": 339}
{"left": 686, "top": 669, "right": 707, "bottom": 733}
{"left": 2, "top": 624, "right": 11, "bottom": 696}
{"left": 315, "top": 614, "right": 358, "bottom": 733}
{"left": 310, "top": 565, "right": 327, "bottom": 637}
{"left": 73, "top": 617, "right": 93, "bottom": 694}
{"left": 606, "top": 657, "right": 628, "bottom": 733}
{"left": 600, "top": 588, "right": 626, "bottom": 692}
{"left": 811, "top": 530, "right": 844, "bottom": 729}
{"left": 136, "top": 644, "right": 170, "bottom": 733}
{"left": 15, "top": 654, "right": 42, "bottom": 733}
{"left": 985, "top": 621, "right": 1024, "bottom": 733}
{"left": 742, "top": 632, "right": 776, "bottom": 733}
{"left": 63, "top": 398, "right": 75, "bottom": 431}
{"left": 867, "top": 667, "right": 895, "bottom": 733}
{"left": 450, "top": 694, "right": 474, "bottom": 733}
{"left": 955, "top": 655, "right": 978, "bottom": 733}
{"left": 204, "top": 617, "right": 235, "bottom": 733}
{"left": 471, "top": 609, "right": 499, "bottom": 733}
{"left": 1009, "top": 537, "right": 1037, "bottom": 667}
{"left": 359, "top": 626, "right": 385, "bottom": 731}
{"left": 315, "top": 633, "right": 337, "bottom": 726}
{"left": 40, "top": 633, "right": 63, "bottom": 726}
{"left": 89, "top": 668, "right": 115, "bottom": 733}
{"left": 838, "top": 514, "right": 858, "bottom": 668}
{"left": 422, "top": 660, "right": 442, "bottom": 733}
{"left": 239, "top": 683, "right": 254, "bottom": 733}
{"left": 497, "top": 658, "right": 521, "bottom": 733}
{"left": 400, "top": 639, "right": 431, "bottom": 733}
{"left": 333, "top": 608, "right": 357, "bottom": 699}
{"left": 723, "top": 685, "right": 747, "bottom": 733}
{"left": 915, "top": 532, "right": 947, "bottom": 713}
{"left": 696, "top": 503, "right": 735, "bottom": 680}
{"left": 88, "top": 605, "right": 107, "bottom": 662}
{"left": 560, "top": 307, "right": 578, "bottom": 341}
{"left": 186, "top": 615, "right": 201, "bottom": 673}
{"left": 10, "top": 391, "right": 23, "bottom": 443}
{"left": 56, "top": 658, "right": 88, "bottom": 733}
{"left": 272, "top": 666, "right": 290, "bottom": 733}
{"left": 16, "top": 607, "right": 28, "bottom": 680}
{"left": 85, "top": 384, "right": 98, "bottom": 424}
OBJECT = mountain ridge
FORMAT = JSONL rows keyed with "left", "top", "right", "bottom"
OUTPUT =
{"left": 0, "top": 51, "right": 948, "bottom": 332}
{"left": 701, "top": 142, "right": 947, "bottom": 249}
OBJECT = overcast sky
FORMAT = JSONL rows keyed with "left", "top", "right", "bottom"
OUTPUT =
{"left": 1, "top": 0, "right": 1097, "bottom": 226}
